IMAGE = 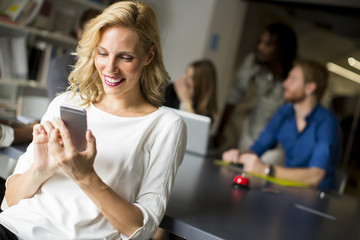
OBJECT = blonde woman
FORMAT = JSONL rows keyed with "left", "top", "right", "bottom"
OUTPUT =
{"left": 0, "top": 2, "right": 186, "bottom": 240}
{"left": 164, "top": 59, "right": 218, "bottom": 120}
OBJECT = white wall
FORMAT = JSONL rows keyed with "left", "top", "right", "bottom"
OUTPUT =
{"left": 147, "top": 0, "right": 217, "bottom": 81}
{"left": 147, "top": 0, "right": 247, "bottom": 133}
{"left": 203, "top": 0, "right": 248, "bottom": 132}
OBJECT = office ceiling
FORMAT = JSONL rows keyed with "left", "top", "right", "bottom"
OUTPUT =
{"left": 265, "top": 0, "right": 360, "bottom": 9}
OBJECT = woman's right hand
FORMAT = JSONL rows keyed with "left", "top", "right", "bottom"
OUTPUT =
{"left": 32, "top": 121, "right": 59, "bottom": 180}
{"left": 5, "top": 121, "right": 60, "bottom": 206}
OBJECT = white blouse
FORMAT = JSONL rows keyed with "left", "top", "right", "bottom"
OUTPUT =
{"left": 0, "top": 92, "right": 187, "bottom": 240}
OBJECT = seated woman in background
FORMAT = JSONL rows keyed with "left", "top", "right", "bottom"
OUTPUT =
{"left": 164, "top": 59, "right": 218, "bottom": 119}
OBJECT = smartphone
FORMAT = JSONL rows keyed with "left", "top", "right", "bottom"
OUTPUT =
{"left": 60, "top": 105, "right": 87, "bottom": 151}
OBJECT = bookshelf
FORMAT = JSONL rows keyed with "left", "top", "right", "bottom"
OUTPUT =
{"left": 0, "top": 21, "right": 77, "bottom": 48}
{"left": 60, "top": 0, "right": 107, "bottom": 10}
{"left": 0, "top": 0, "right": 109, "bottom": 119}
{"left": 0, "top": 0, "right": 108, "bottom": 87}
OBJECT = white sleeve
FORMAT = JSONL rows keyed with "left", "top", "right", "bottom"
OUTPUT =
{"left": 124, "top": 116, "right": 187, "bottom": 240}
{"left": 0, "top": 124, "right": 14, "bottom": 148}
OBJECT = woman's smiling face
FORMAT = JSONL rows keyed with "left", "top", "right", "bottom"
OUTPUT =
{"left": 94, "top": 26, "right": 151, "bottom": 99}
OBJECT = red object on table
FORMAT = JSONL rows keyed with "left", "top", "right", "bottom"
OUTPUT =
{"left": 233, "top": 175, "right": 249, "bottom": 188}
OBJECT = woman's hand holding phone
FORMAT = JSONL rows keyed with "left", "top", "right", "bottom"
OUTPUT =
{"left": 32, "top": 105, "right": 96, "bottom": 183}
{"left": 49, "top": 118, "right": 97, "bottom": 183}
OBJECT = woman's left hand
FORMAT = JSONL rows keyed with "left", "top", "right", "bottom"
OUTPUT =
{"left": 48, "top": 118, "right": 97, "bottom": 182}
{"left": 174, "top": 73, "right": 194, "bottom": 106}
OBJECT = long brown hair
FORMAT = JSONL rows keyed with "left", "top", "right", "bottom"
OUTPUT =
{"left": 191, "top": 59, "right": 218, "bottom": 118}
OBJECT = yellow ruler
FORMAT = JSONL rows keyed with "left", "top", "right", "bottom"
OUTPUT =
{"left": 214, "top": 160, "right": 311, "bottom": 188}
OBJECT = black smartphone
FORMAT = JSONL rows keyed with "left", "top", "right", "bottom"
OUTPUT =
{"left": 60, "top": 105, "right": 87, "bottom": 151}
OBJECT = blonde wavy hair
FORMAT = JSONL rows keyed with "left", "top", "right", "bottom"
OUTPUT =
{"left": 68, "top": 1, "right": 169, "bottom": 108}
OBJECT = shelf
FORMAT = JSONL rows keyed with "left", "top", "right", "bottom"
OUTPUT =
{"left": 0, "top": 0, "right": 109, "bottom": 48}
{"left": 0, "top": 78, "right": 47, "bottom": 89}
{"left": 0, "top": 0, "right": 109, "bottom": 90}
{"left": 0, "top": 21, "right": 77, "bottom": 48}
{"left": 59, "top": 0, "right": 108, "bottom": 10}
{"left": 0, "top": 21, "right": 28, "bottom": 37}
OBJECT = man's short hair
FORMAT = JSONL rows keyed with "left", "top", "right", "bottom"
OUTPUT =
{"left": 264, "top": 22, "right": 298, "bottom": 78}
{"left": 295, "top": 59, "right": 328, "bottom": 101}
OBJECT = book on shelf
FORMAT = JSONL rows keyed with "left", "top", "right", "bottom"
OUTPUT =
{"left": 36, "top": 43, "right": 53, "bottom": 86}
{"left": 28, "top": 41, "right": 60, "bottom": 85}
{"left": 0, "top": 51, "right": 5, "bottom": 78}
{"left": 28, "top": 41, "right": 46, "bottom": 81}
{"left": 0, "top": 37, "right": 12, "bottom": 79}
{"left": 28, "top": 44, "right": 42, "bottom": 81}
{"left": 16, "top": 0, "right": 42, "bottom": 26}
{"left": 3, "top": 0, "right": 29, "bottom": 21}
{"left": 31, "top": 0, "right": 52, "bottom": 30}
{"left": 0, "top": 0, "right": 44, "bottom": 26}
{"left": 0, "top": 36, "right": 29, "bottom": 80}
{"left": 11, "top": 37, "right": 28, "bottom": 79}
{"left": 0, "top": 36, "right": 55, "bottom": 85}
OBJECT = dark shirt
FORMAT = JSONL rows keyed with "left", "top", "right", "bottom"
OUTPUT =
{"left": 250, "top": 103, "right": 342, "bottom": 190}
{"left": 163, "top": 83, "right": 180, "bottom": 110}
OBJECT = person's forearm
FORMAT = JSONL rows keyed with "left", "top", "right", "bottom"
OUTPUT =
{"left": 273, "top": 166, "right": 325, "bottom": 186}
{"left": 183, "top": 101, "right": 194, "bottom": 113}
{"left": 13, "top": 127, "right": 34, "bottom": 144}
{"left": 5, "top": 167, "right": 50, "bottom": 206}
{"left": 77, "top": 172, "right": 144, "bottom": 236}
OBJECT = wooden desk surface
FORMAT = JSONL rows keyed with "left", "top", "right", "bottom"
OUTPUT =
{"left": 161, "top": 152, "right": 360, "bottom": 240}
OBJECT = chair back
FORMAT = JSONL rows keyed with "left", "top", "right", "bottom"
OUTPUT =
{"left": 335, "top": 169, "right": 348, "bottom": 194}
{"left": 165, "top": 107, "right": 211, "bottom": 156}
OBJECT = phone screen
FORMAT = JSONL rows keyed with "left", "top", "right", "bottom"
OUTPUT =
{"left": 60, "top": 105, "right": 87, "bottom": 151}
